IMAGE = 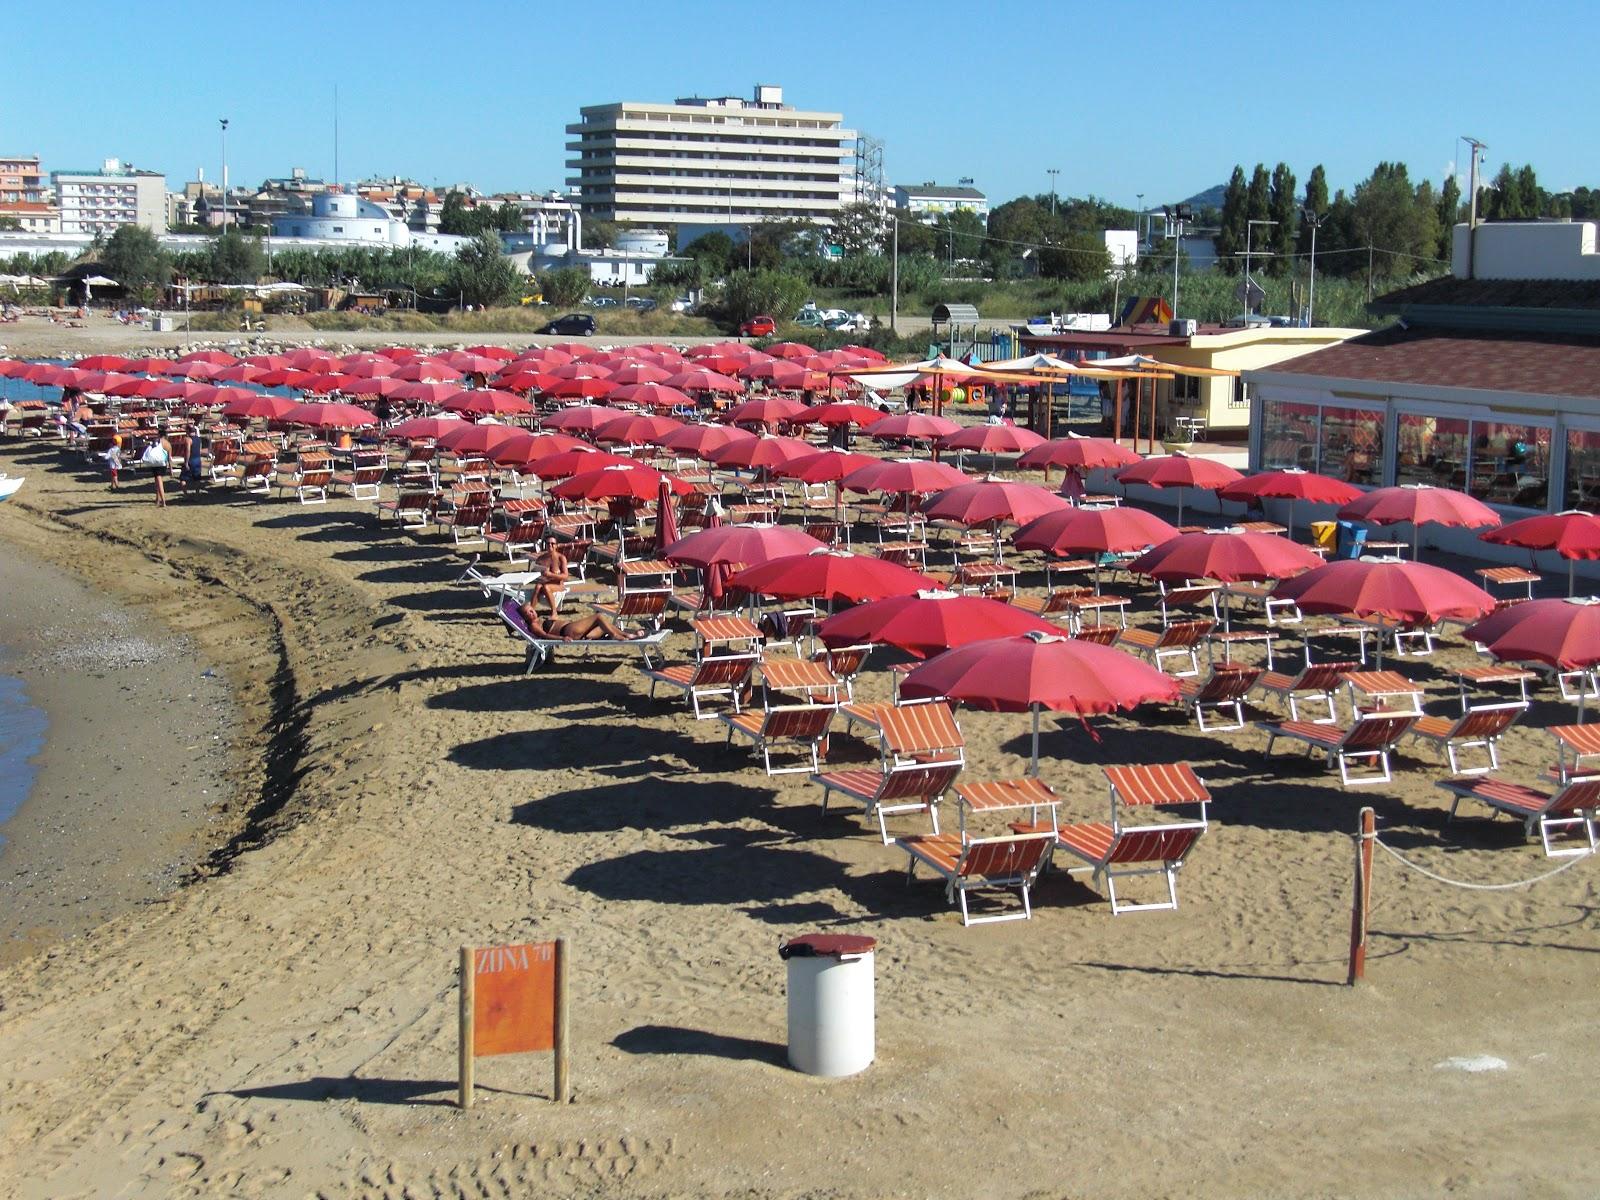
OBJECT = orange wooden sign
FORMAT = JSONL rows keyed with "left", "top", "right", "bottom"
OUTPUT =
{"left": 472, "top": 941, "right": 556, "bottom": 1057}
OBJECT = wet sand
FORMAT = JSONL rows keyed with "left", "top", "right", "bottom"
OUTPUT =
{"left": 0, "top": 545, "right": 237, "bottom": 963}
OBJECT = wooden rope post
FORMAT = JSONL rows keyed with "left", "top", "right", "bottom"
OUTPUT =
{"left": 458, "top": 945, "right": 476, "bottom": 1109}
{"left": 554, "top": 936, "right": 571, "bottom": 1104}
{"left": 1347, "top": 807, "right": 1376, "bottom": 984}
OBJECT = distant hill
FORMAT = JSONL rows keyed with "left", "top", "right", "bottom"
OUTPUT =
{"left": 1176, "top": 184, "right": 1226, "bottom": 212}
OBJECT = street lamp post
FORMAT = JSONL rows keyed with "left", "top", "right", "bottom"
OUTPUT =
{"left": 1300, "top": 206, "right": 1326, "bottom": 326}
{"left": 1046, "top": 168, "right": 1059, "bottom": 216}
{"left": 1135, "top": 192, "right": 1144, "bottom": 248}
{"left": 218, "top": 117, "right": 230, "bottom": 230}
{"left": 1243, "top": 218, "right": 1276, "bottom": 321}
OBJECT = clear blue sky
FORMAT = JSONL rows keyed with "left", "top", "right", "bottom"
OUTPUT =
{"left": 10, "top": 0, "right": 1596, "bottom": 206}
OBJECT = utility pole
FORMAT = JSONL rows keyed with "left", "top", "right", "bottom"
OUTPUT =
{"left": 1135, "top": 192, "right": 1144, "bottom": 249}
{"left": 1244, "top": 219, "right": 1276, "bottom": 321}
{"left": 1163, "top": 205, "right": 1191, "bottom": 320}
{"left": 1463, "top": 135, "right": 1487, "bottom": 279}
{"left": 1046, "top": 168, "right": 1059, "bottom": 216}
{"left": 1301, "top": 206, "right": 1325, "bottom": 326}
{"left": 1368, "top": 244, "right": 1374, "bottom": 301}
{"left": 219, "top": 117, "right": 230, "bottom": 230}
{"left": 889, "top": 215, "right": 899, "bottom": 335}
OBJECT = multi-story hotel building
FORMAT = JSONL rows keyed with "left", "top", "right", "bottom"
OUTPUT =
{"left": 0, "top": 155, "right": 47, "bottom": 205}
{"left": 565, "top": 84, "right": 855, "bottom": 232}
{"left": 51, "top": 160, "right": 167, "bottom": 235}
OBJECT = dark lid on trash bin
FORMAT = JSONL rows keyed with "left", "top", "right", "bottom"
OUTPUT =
{"left": 779, "top": 933, "right": 877, "bottom": 959}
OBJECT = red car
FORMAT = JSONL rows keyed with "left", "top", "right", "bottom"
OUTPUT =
{"left": 739, "top": 314, "right": 776, "bottom": 337}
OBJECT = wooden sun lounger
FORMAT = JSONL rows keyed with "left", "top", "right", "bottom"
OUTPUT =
{"left": 1011, "top": 764, "right": 1212, "bottom": 915}
{"left": 1436, "top": 776, "right": 1600, "bottom": 857}
{"left": 1410, "top": 701, "right": 1526, "bottom": 776}
{"left": 1260, "top": 711, "right": 1417, "bottom": 787}
{"left": 643, "top": 651, "right": 760, "bottom": 719}
{"left": 811, "top": 761, "right": 962, "bottom": 844}
{"left": 497, "top": 598, "right": 667, "bottom": 671}
{"left": 1118, "top": 619, "right": 1216, "bottom": 677}
{"left": 897, "top": 832, "right": 1055, "bottom": 925}
{"left": 1175, "top": 664, "right": 1262, "bottom": 732}
{"left": 1254, "top": 660, "right": 1358, "bottom": 724}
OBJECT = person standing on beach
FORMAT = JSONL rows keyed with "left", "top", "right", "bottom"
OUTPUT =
{"left": 104, "top": 436, "right": 123, "bottom": 490}
{"left": 141, "top": 435, "right": 172, "bottom": 507}
{"left": 180, "top": 435, "right": 205, "bottom": 496}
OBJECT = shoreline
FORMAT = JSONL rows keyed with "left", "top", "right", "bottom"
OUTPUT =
{"left": 0, "top": 496, "right": 278, "bottom": 966}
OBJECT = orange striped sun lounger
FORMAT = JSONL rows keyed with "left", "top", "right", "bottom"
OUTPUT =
{"left": 878, "top": 702, "right": 964, "bottom": 769}
{"left": 1118, "top": 619, "right": 1215, "bottom": 677}
{"left": 643, "top": 652, "right": 759, "bottom": 719}
{"left": 1410, "top": 701, "right": 1526, "bottom": 776}
{"left": 1254, "top": 660, "right": 1358, "bottom": 724}
{"left": 896, "top": 832, "right": 1056, "bottom": 925}
{"left": 1011, "top": 763, "right": 1211, "bottom": 915}
{"left": 812, "top": 761, "right": 962, "bottom": 844}
{"left": 1176, "top": 664, "right": 1262, "bottom": 732}
{"left": 1260, "top": 711, "right": 1417, "bottom": 788}
{"left": 721, "top": 704, "right": 835, "bottom": 775}
{"left": 1436, "top": 776, "right": 1600, "bottom": 857}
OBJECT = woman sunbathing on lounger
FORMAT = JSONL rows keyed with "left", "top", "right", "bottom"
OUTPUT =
{"left": 529, "top": 544, "right": 570, "bottom": 614}
{"left": 518, "top": 607, "right": 642, "bottom": 642}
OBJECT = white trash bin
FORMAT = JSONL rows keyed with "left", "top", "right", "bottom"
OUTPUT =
{"left": 780, "top": 933, "right": 876, "bottom": 1077}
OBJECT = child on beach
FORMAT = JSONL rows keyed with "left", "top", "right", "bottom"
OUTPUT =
{"left": 104, "top": 436, "right": 123, "bottom": 489}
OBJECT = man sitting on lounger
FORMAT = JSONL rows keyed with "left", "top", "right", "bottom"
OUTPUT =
{"left": 517, "top": 606, "right": 644, "bottom": 642}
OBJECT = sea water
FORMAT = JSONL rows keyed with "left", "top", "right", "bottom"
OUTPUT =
{"left": 0, "top": 672, "right": 47, "bottom": 847}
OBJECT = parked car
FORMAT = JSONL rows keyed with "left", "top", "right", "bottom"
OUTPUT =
{"left": 793, "top": 307, "right": 828, "bottom": 328}
{"left": 826, "top": 312, "right": 872, "bottom": 333}
{"left": 670, "top": 295, "right": 696, "bottom": 314}
{"left": 588, "top": 296, "right": 621, "bottom": 308}
{"left": 539, "top": 313, "right": 597, "bottom": 336}
{"left": 739, "top": 314, "right": 777, "bottom": 337}
{"left": 625, "top": 296, "right": 658, "bottom": 311}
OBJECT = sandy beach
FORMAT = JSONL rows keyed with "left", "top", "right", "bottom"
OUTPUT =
{"left": 2, "top": 336, "right": 1599, "bottom": 1200}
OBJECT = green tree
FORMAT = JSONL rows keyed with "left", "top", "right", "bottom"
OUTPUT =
{"left": 1436, "top": 174, "right": 1462, "bottom": 258}
{"left": 580, "top": 218, "right": 617, "bottom": 249}
{"left": 101, "top": 224, "right": 171, "bottom": 302}
{"left": 720, "top": 268, "right": 808, "bottom": 323}
{"left": 1298, "top": 164, "right": 1330, "bottom": 257}
{"left": 493, "top": 203, "right": 525, "bottom": 234}
{"left": 891, "top": 216, "right": 938, "bottom": 256}
{"left": 1215, "top": 166, "right": 1248, "bottom": 273}
{"left": 1037, "top": 231, "right": 1111, "bottom": 281}
{"left": 438, "top": 190, "right": 472, "bottom": 236}
{"left": 209, "top": 228, "right": 266, "bottom": 284}
{"left": 681, "top": 230, "right": 733, "bottom": 276}
{"left": 1267, "top": 163, "right": 1297, "bottom": 274}
{"left": 447, "top": 231, "right": 520, "bottom": 309}
{"left": 831, "top": 201, "right": 887, "bottom": 256}
{"left": 540, "top": 266, "right": 591, "bottom": 307}
{"left": 931, "top": 209, "right": 986, "bottom": 262}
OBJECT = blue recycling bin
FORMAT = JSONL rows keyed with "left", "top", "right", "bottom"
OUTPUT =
{"left": 1335, "top": 521, "right": 1369, "bottom": 559}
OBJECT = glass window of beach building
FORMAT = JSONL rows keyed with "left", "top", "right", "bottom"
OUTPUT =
{"left": 1259, "top": 397, "right": 1383, "bottom": 485}
{"left": 1394, "top": 411, "right": 1551, "bottom": 508}
{"left": 1565, "top": 428, "right": 1600, "bottom": 509}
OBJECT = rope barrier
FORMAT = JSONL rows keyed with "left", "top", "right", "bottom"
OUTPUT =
{"left": 1362, "top": 830, "right": 1595, "bottom": 891}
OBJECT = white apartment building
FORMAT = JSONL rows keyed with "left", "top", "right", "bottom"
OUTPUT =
{"left": 51, "top": 160, "right": 167, "bottom": 235}
{"left": 891, "top": 182, "right": 988, "bottom": 223}
{"left": 565, "top": 84, "right": 855, "bottom": 230}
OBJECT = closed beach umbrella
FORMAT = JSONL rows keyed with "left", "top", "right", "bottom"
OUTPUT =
{"left": 1480, "top": 511, "right": 1600, "bottom": 595}
{"left": 729, "top": 549, "right": 935, "bottom": 604}
{"left": 899, "top": 631, "right": 1182, "bottom": 772}
{"left": 664, "top": 524, "right": 824, "bottom": 570}
{"left": 1337, "top": 483, "right": 1501, "bottom": 557}
{"left": 653, "top": 477, "right": 680, "bottom": 555}
{"left": 1116, "top": 452, "right": 1245, "bottom": 525}
{"left": 1272, "top": 557, "right": 1494, "bottom": 625}
{"left": 816, "top": 591, "right": 1056, "bottom": 659}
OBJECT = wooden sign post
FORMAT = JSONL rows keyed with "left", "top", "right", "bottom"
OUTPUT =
{"left": 1347, "top": 808, "right": 1375, "bottom": 985}
{"left": 459, "top": 937, "right": 569, "bottom": 1109}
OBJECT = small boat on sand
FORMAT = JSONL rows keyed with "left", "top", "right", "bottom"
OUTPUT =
{"left": 0, "top": 476, "right": 25, "bottom": 501}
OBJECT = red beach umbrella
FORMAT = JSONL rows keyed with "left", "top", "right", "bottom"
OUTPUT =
{"left": 728, "top": 549, "right": 936, "bottom": 604}
{"left": 390, "top": 381, "right": 461, "bottom": 405}
{"left": 921, "top": 479, "right": 1071, "bottom": 528}
{"left": 766, "top": 341, "right": 816, "bottom": 360}
{"left": 1012, "top": 505, "right": 1180, "bottom": 559}
{"left": 841, "top": 458, "right": 971, "bottom": 496}
{"left": 462, "top": 345, "right": 517, "bottom": 361}
{"left": 726, "top": 396, "right": 808, "bottom": 427}
{"left": 1480, "top": 511, "right": 1600, "bottom": 595}
{"left": 283, "top": 402, "right": 378, "bottom": 430}
{"left": 548, "top": 361, "right": 615, "bottom": 380}
{"left": 593, "top": 413, "right": 684, "bottom": 447}
{"left": 521, "top": 447, "right": 629, "bottom": 480}
{"left": 221, "top": 393, "right": 297, "bottom": 421}
{"left": 816, "top": 591, "right": 1057, "bottom": 659}
{"left": 940, "top": 423, "right": 1047, "bottom": 455}
{"left": 658, "top": 423, "right": 758, "bottom": 460}
{"left": 1217, "top": 468, "right": 1364, "bottom": 534}
{"left": 182, "top": 385, "right": 256, "bottom": 408}
{"left": 436, "top": 422, "right": 523, "bottom": 456}
{"left": 608, "top": 363, "right": 674, "bottom": 385}
{"left": 737, "top": 359, "right": 808, "bottom": 388}
{"left": 1116, "top": 452, "right": 1245, "bottom": 525}
{"left": 710, "top": 434, "right": 816, "bottom": 473}
{"left": 494, "top": 370, "right": 563, "bottom": 394}
{"left": 610, "top": 383, "right": 695, "bottom": 410}
{"left": 341, "top": 357, "right": 401, "bottom": 378}
{"left": 300, "top": 374, "right": 359, "bottom": 394}
{"left": 490, "top": 432, "right": 590, "bottom": 467}
{"left": 840, "top": 345, "right": 887, "bottom": 363}
{"left": 341, "top": 376, "right": 408, "bottom": 398}
{"left": 664, "top": 368, "right": 745, "bottom": 394}
{"left": 392, "top": 360, "right": 464, "bottom": 382}
{"left": 1337, "top": 483, "right": 1502, "bottom": 557}
{"left": 385, "top": 415, "right": 465, "bottom": 441}
{"left": 775, "top": 449, "right": 878, "bottom": 484}
{"left": 871, "top": 412, "right": 961, "bottom": 442}
{"left": 552, "top": 464, "right": 693, "bottom": 503}
{"left": 1271, "top": 558, "right": 1494, "bottom": 625}
{"left": 548, "top": 377, "right": 616, "bottom": 401}
{"left": 1018, "top": 434, "right": 1140, "bottom": 472}
{"left": 653, "top": 477, "right": 681, "bottom": 555}
{"left": 898, "top": 631, "right": 1181, "bottom": 772}
{"left": 805, "top": 402, "right": 889, "bottom": 429}
{"left": 541, "top": 405, "right": 618, "bottom": 434}
{"left": 441, "top": 389, "right": 535, "bottom": 417}
{"left": 1464, "top": 597, "right": 1600, "bottom": 672}
{"left": 72, "top": 354, "right": 132, "bottom": 370}
{"left": 444, "top": 353, "right": 505, "bottom": 376}
{"left": 664, "top": 524, "right": 825, "bottom": 569}
{"left": 177, "top": 350, "right": 237, "bottom": 366}
{"left": 1128, "top": 529, "right": 1323, "bottom": 583}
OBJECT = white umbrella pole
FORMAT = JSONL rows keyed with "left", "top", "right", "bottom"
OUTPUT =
{"left": 1030, "top": 704, "right": 1041, "bottom": 776}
